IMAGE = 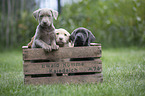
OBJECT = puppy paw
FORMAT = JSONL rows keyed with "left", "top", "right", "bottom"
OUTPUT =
{"left": 43, "top": 45, "right": 52, "bottom": 52}
{"left": 51, "top": 44, "right": 59, "bottom": 50}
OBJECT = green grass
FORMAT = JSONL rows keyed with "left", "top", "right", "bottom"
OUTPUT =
{"left": 0, "top": 48, "right": 145, "bottom": 96}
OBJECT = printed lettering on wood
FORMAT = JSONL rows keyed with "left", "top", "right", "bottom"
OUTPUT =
{"left": 24, "top": 60, "right": 102, "bottom": 74}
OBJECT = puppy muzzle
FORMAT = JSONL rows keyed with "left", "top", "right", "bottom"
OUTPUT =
{"left": 41, "top": 21, "right": 50, "bottom": 27}
{"left": 74, "top": 36, "right": 85, "bottom": 46}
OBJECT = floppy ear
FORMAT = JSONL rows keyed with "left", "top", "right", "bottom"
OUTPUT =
{"left": 70, "top": 34, "right": 75, "bottom": 42}
{"left": 86, "top": 29, "right": 96, "bottom": 44}
{"left": 70, "top": 29, "right": 78, "bottom": 41}
{"left": 68, "top": 36, "right": 72, "bottom": 43}
{"left": 33, "top": 9, "right": 41, "bottom": 20}
{"left": 51, "top": 9, "right": 58, "bottom": 20}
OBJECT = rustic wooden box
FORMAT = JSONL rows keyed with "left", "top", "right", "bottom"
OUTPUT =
{"left": 22, "top": 43, "right": 103, "bottom": 84}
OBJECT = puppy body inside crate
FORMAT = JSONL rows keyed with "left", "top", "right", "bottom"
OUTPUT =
{"left": 31, "top": 8, "right": 59, "bottom": 52}
{"left": 70, "top": 27, "right": 96, "bottom": 61}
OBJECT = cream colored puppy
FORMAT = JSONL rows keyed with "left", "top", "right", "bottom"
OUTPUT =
{"left": 55, "top": 28, "right": 71, "bottom": 47}
{"left": 55, "top": 28, "right": 71, "bottom": 63}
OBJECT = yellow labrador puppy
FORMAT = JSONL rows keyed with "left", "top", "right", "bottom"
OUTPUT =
{"left": 55, "top": 28, "right": 71, "bottom": 47}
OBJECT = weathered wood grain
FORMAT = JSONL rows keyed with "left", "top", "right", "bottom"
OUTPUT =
{"left": 23, "top": 46, "right": 102, "bottom": 60}
{"left": 24, "top": 73, "right": 103, "bottom": 84}
{"left": 24, "top": 59, "right": 102, "bottom": 75}
{"left": 22, "top": 43, "right": 103, "bottom": 84}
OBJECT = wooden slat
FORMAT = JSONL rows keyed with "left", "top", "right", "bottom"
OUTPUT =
{"left": 22, "top": 43, "right": 101, "bottom": 49}
{"left": 24, "top": 73, "right": 103, "bottom": 84}
{"left": 23, "top": 46, "right": 101, "bottom": 60}
{"left": 24, "top": 59, "right": 102, "bottom": 75}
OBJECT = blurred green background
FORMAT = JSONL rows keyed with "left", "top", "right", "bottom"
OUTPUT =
{"left": 0, "top": 0, "right": 145, "bottom": 49}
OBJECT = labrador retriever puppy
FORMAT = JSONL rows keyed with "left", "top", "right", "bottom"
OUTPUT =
{"left": 55, "top": 28, "right": 70, "bottom": 47}
{"left": 70, "top": 27, "right": 95, "bottom": 47}
{"left": 32, "top": 8, "right": 59, "bottom": 52}
{"left": 70, "top": 27, "right": 96, "bottom": 61}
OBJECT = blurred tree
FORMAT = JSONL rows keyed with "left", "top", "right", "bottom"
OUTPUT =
{"left": 57, "top": 0, "right": 61, "bottom": 14}
{"left": 6, "top": 0, "right": 11, "bottom": 47}
{"left": 1, "top": 0, "right": 5, "bottom": 46}
{"left": 54, "top": 0, "right": 145, "bottom": 48}
{"left": 0, "top": 0, "right": 39, "bottom": 49}
{"left": 0, "top": 0, "right": 144, "bottom": 49}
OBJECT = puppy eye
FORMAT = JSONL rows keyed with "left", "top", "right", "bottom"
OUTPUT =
{"left": 64, "top": 34, "right": 67, "bottom": 36}
{"left": 56, "top": 33, "right": 59, "bottom": 35}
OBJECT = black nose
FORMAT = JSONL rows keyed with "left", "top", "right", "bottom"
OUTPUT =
{"left": 76, "top": 35, "right": 82, "bottom": 40}
{"left": 77, "top": 36, "right": 81, "bottom": 38}
{"left": 43, "top": 22, "right": 47, "bottom": 25}
{"left": 59, "top": 37, "right": 63, "bottom": 40}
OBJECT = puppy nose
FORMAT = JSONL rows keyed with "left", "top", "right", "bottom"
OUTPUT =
{"left": 43, "top": 21, "right": 47, "bottom": 25}
{"left": 77, "top": 36, "right": 81, "bottom": 39}
{"left": 59, "top": 37, "right": 63, "bottom": 40}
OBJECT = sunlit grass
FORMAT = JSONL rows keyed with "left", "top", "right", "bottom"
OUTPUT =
{"left": 0, "top": 48, "right": 145, "bottom": 96}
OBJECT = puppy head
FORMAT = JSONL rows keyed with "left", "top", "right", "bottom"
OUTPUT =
{"left": 55, "top": 28, "right": 70, "bottom": 47}
{"left": 33, "top": 8, "right": 58, "bottom": 27}
{"left": 70, "top": 27, "right": 96, "bottom": 46}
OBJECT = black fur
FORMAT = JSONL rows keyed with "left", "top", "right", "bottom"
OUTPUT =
{"left": 70, "top": 27, "right": 96, "bottom": 61}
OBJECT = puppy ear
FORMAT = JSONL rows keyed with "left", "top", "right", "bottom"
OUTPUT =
{"left": 69, "top": 35, "right": 75, "bottom": 42}
{"left": 70, "top": 29, "right": 78, "bottom": 41}
{"left": 51, "top": 9, "right": 58, "bottom": 20}
{"left": 69, "top": 36, "right": 73, "bottom": 42}
{"left": 33, "top": 9, "right": 41, "bottom": 20}
{"left": 69, "top": 36, "right": 74, "bottom": 47}
{"left": 86, "top": 29, "right": 96, "bottom": 44}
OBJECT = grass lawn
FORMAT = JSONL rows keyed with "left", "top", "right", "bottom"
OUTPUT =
{"left": 0, "top": 47, "right": 145, "bottom": 96}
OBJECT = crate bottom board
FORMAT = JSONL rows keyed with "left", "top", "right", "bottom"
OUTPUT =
{"left": 24, "top": 73, "right": 103, "bottom": 84}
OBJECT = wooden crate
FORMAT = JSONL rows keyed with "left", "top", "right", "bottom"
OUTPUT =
{"left": 22, "top": 43, "right": 103, "bottom": 84}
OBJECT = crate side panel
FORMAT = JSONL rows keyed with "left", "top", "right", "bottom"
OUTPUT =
{"left": 24, "top": 60, "right": 102, "bottom": 75}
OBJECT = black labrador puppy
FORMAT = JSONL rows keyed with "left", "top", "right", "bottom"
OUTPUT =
{"left": 70, "top": 27, "right": 95, "bottom": 47}
{"left": 70, "top": 27, "right": 96, "bottom": 61}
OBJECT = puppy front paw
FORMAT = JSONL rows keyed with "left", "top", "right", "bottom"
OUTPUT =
{"left": 51, "top": 44, "right": 59, "bottom": 50}
{"left": 43, "top": 45, "right": 52, "bottom": 52}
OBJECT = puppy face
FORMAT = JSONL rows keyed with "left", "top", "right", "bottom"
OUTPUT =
{"left": 70, "top": 27, "right": 96, "bottom": 46}
{"left": 33, "top": 8, "right": 58, "bottom": 27}
{"left": 55, "top": 29, "right": 70, "bottom": 47}
{"left": 73, "top": 31, "right": 88, "bottom": 46}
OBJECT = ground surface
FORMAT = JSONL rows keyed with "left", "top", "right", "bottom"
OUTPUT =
{"left": 0, "top": 47, "right": 145, "bottom": 96}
